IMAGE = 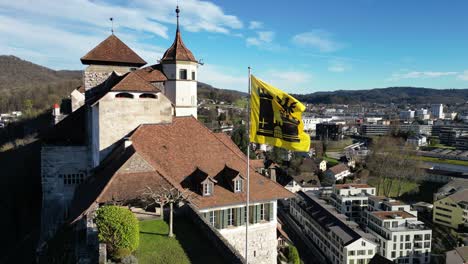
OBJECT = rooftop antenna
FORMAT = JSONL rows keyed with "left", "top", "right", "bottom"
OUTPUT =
{"left": 175, "top": 5, "right": 180, "bottom": 32}
{"left": 110, "top": 17, "right": 114, "bottom": 34}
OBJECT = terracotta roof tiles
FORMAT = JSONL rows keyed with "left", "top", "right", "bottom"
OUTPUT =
{"left": 111, "top": 71, "right": 160, "bottom": 92}
{"left": 81, "top": 34, "right": 147, "bottom": 66}
{"left": 161, "top": 30, "right": 197, "bottom": 62}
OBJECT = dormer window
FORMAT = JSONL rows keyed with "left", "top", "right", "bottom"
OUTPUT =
{"left": 234, "top": 179, "right": 243, "bottom": 193}
{"left": 203, "top": 182, "right": 213, "bottom": 196}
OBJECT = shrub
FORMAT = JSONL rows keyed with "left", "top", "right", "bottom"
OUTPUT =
{"left": 287, "top": 245, "right": 300, "bottom": 264}
{"left": 95, "top": 206, "right": 140, "bottom": 259}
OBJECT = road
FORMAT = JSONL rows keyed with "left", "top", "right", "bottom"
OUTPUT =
{"left": 424, "top": 162, "right": 468, "bottom": 173}
{"left": 277, "top": 202, "right": 329, "bottom": 264}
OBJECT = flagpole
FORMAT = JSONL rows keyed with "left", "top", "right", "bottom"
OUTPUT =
{"left": 245, "top": 66, "right": 251, "bottom": 263}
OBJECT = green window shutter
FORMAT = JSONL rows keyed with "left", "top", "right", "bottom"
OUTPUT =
{"left": 203, "top": 212, "right": 208, "bottom": 221}
{"left": 249, "top": 205, "right": 254, "bottom": 224}
{"left": 269, "top": 203, "right": 274, "bottom": 221}
{"left": 223, "top": 209, "right": 228, "bottom": 228}
{"left": 236, "top": 207, "right": 241, "bottom": 226}
{"left": 240, "top": 207, "right": 245, "bottom": 226}
{"left": 256, "top": 204, "right": 261, "bottom": 223}
{"left": 215, "top": 210, "right": 221, "bottom": 229}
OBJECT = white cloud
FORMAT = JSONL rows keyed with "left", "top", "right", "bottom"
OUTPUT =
{"left": 198, "top": 64, "right": 247, "bottom": 91}
{"left": 388, "top": 71, "right": 458, "bottom": 81}
{"left": 458, "top": 70, "right": 468, "bottom": 81}
{"left": 328, "top": 60, "right": 351, "bottom": 73}
{"left": 248, "top": 21, "right": 263, "bottom": 30}
{"left": 292, "top": 30, "right": 343, "bottom": 52}
{"left": 0, "top": 0, "right": 244, "bottom": 69}
{"left": 259, "top": 70, "right": 313, "bottom": 93}
{"left": 246, "top": 31, "right": 283, "bottom": 51}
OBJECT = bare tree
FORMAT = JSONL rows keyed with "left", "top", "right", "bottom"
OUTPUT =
{"left": 140, "top": 186, "right": 193, "bottom": 237}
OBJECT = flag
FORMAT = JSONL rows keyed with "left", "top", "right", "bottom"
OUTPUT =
{"left": 249, "top": 75, "right": 311, "bottom": 152}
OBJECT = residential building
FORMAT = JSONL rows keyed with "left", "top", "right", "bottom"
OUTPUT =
{"left": 367, "top": 196, "right": 418, "bottom": 216}
{"left": 329, "top": 184, "right": 376, "bottom": 223}
{"left": 399, "top": 110, "right": 415, "bottom": 120}
{"left": 284, "top": 172, "right": 321, "bottom": 193}
{"left": 316, "top": 123, "right": 344, "bottom": 141}
{"left": 431, "top": 104, "right": 444, "bottom": 119}
{"left": 406, "top": 135, "right": 427, "bottom": 147}
{"left": 290, "top": 191, "right": 378, "bottom": 264}
{"left": 325, "top": 163, "right": 351, "bottom": 182}
{"left": 366, "top": 211, "right": 432, "bottom": 264}
{"left": 361, "top": 124, "right": 390, "bottom": 136}
{"left": 433, "top": 189, "right": 468, "bottom": 229}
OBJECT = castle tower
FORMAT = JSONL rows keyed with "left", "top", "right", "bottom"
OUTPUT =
{"left": 80, "top": 34, "right": 147, "bottom": 91}
{"left": 160, "top": 6, "right": 198, "bottom": 118}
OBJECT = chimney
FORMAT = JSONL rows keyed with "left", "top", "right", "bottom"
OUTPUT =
{"left": 52, "top": 103, "right": 60, "bottom": 116}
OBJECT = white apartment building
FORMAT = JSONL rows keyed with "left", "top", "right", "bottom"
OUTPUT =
{"left": 400, "top": 110, "right": 415, "bottom": 120}
{"left": 367, "top": 196, "right": 418, "bottom": 216}
{"left": 366, "top": 211, "right": 432, "bottom": 264}
{"left": 431, "top": 104, "right": 444, "bottom": 119}
{"left": 290, "top": 191, "right": 378, "bottom": 264}
{"left": 330, "top": 184, "right": 376, "bottom": 223}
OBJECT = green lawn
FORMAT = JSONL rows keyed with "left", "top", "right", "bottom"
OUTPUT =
{"left": 323, "top": 156, "right": 339, "bottom": 167}
{"left": 410, "top": 155, "right": 468, "bottom": 166}
{"left": 325, "top": 138, "right": 354, "bottom": 152}
{"left": 135, "top": 217, "right": 224, "bottom": 264}
{"left": 367, "top": 177, "right": 419, "bottom": 198}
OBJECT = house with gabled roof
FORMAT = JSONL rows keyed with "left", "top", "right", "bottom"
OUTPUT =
{"left": 39, "top": 6, "right": 292, "bottom": 264}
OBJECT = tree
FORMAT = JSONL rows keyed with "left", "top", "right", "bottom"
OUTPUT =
{"left": 95, "top": 205, "right": 139, "bottom": 259}
{"left": 231, "top": 125, "right": 256, "bottom": 159}
{"left": 287, "top": 245, "right": 300, "bottom": 264}
{"left": 140, "top": 186, "right": 192, "bottom": 237}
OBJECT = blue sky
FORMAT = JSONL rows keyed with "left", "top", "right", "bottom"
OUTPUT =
{"left": 1, "top": 0, "right": 468, "bottom": 93}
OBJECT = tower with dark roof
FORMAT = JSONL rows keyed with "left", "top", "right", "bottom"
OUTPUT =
{"left": 160, "top": 6, "right": 198, "bottom": 118}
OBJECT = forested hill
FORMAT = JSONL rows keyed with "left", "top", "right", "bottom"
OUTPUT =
{"left": 292, "top": 87, "right": 468, "bottom": 105}
{"left": 0, "top": 55, "right": 82, "bottom": 114}
{"left": 0, "top": 55, "right": 247, "bottom": 114}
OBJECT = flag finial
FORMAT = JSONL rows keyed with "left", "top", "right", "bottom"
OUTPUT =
{"left": 175, "top": 5, "right": 180, "bottom": 32}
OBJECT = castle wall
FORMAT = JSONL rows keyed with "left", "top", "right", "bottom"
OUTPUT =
{"left": 40, "top": 145, "right": 90, "bottom": 240}
{"left": 71, "top": 89, "right": 85, "bottom": 112}
{"left": 84, "top": 64, "right": 133, "bottom": 90}
{"left": 220, "top": 220, "right": 278, "bottom": 264}
{"left": 95, "top": 92, "right": 173, "bottom": 162}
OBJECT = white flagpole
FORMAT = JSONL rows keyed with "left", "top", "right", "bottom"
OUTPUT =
{"left": 245, "top": 66, "right": 251, "bottom": 263}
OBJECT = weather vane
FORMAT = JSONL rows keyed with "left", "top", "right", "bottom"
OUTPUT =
{"left": 110, "top": 17, "right": 114, "bottom": 34}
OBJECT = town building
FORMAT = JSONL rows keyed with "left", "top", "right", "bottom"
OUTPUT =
{"left": 360, "top": 124, "right": 390, "bottom": 136}
{"left": 431, "top": 104, "right": 444, "bottom": 119}
{"left": 446, "top": 246, "right": 468, "bottom": 264}
{"left": 316, "top": 122, "right": 344, "bottom": 141}
{"left": 399, "top": 110, "right": 415, "bottom": 120}
{"left": 433, "top": 188, "right": 468, "bottom": 229}
{"left": 39, "top": 7, "right": 292, "bottom": 264}
{"left": 406, "top": 135, "right": 427, "bottom": 147}
{"left": 329, "top": 184, "right": 376, "bottom": 223}
{"left": 290, "top": 191, "right": 378, "bottom": 264}
{"left": 325, "top": 163, "right": 351, "bottom": 182}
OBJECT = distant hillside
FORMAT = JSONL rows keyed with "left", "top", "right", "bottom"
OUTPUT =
{"left": 293, "top": 87, "right": 468, "bottom": 105}
{"left": 198, "top": 82, "right": 247, "bottom": 103}
{"left": 0, "top": 55, "right": 82, "bottom": 114}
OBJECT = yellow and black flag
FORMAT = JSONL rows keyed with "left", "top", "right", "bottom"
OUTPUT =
{"left": 249, "top": 75, "right": 311, "bottom": 152}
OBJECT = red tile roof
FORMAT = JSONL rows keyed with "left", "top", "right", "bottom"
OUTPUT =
{"left": 161, "top": 30, "right": 197, "bottom": 62}
{"left": 328, "top": 163, "right": 349, "bottom": 175}
{"left": 134, "top": 64, "right": 167, "bottom": 82}
{"left": 81, "top": 34, "right": 147, "bottom": 66}
{"left": 111, "top": 72, "right": 160, "bottom": 92}
{"left": 129, "top": 117, "right": 292, "bottom": 209}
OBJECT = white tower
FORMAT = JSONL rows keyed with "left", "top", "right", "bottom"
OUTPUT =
{"left": 161, "top": 6, "right": 198, "bottom": 118}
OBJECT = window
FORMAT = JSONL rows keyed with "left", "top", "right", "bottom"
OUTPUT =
{"left": 61, "top": 173, "right": 85, "bottom": 185}
{"left": 368, "top": 250, "right": 373, "bottom": 255}
{"left": 348, "top": 250, "right": 355, "bottom": 256}
{"left": 203, "top": 182, "right": 213, "bottom": 196}
{"left": 209, "top": 211, "right": 216, "bottom": 226}
{"left": 192, "top": 71, "right": 196, "bottom": 80}
{"left": 227, "top": 208, "right": 234, "bottom": 226}
{"left": 357, "top": 250, "right": 365, "bottom": 255}
{"left": 179, "top": 69, "right": 187, "bottom": 79}
{"left": 406, "top": 235, "right": 410, "bottom": 241}
{"left": 392, "top": 221, "right": 398, "bottom": 228}
{"left": 391, "top": 251, "right": 396, "bottom": 258}
{"left": 260, "top": 204, "right": 266, "bottom": 220}
{"left": 424, "top": 234, "right": 431, "bottom": 240}
{"left": 234, "top": 179, "right": 242, "bottom": 192}
{"left": 139, "top": 93, "right": 157, "bottom": 99}
{"left": 405, "top": 243, "right": 411, "bottom": 249}
{"left": 115, "top": 92, "right": 134, "bottom": 98}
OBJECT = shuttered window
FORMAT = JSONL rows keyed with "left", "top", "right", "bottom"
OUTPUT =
{"left": 269, "top": 203, "right": 274, "bottom": 221}
{"left": 227, "top": 208, "right": 234, "bottom": 226}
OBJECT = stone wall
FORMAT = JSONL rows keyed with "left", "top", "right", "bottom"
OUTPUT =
{"left": 184, "top": 205, "right": 245, "bottom": 264}
{"left": 84, "top": 65, "right": 132, "bottom": 91}
{"left": 40, "top": 145, "right": 90, "bottom": 241}
{"left": 220, "top": 221, "right": 278, "bottom": 264}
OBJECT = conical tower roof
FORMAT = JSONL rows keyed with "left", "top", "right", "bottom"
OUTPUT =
{"left": 161, "top": 6, "right": 197, "bottom": 63}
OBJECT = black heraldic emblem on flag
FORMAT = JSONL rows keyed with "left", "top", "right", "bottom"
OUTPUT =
{"left": 256, "top": 87, "right": 300, "bottom": 142}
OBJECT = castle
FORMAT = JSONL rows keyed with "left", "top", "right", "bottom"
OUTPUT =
{"left": 39, "top": 7, "right": 292, "bottom": 264}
